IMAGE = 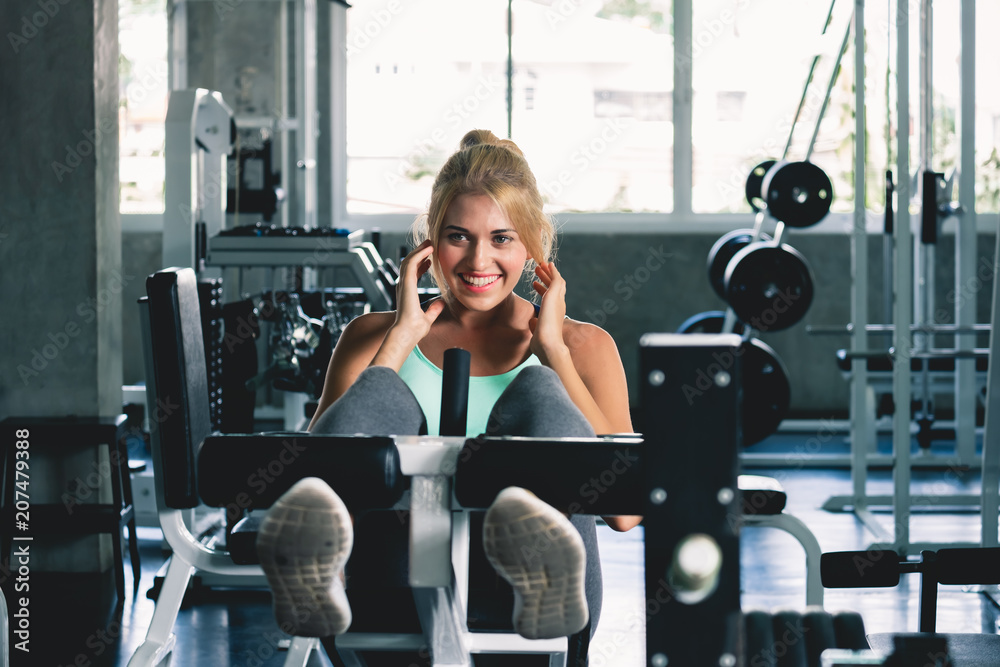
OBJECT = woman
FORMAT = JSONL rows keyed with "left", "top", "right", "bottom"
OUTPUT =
{"left": 257, "top": 129, "right": 640, "bottom": 650}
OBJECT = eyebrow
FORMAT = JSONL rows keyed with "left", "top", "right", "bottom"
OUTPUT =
{"left": 444, "top": 225, "right": 517, "bottom": 235}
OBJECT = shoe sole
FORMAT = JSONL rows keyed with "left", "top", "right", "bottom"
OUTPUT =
{"left": 483, "top": 487, "right": 589, "bottom": 639}
{"left": 256, "top": 477, "right": 353, "bottom": 636}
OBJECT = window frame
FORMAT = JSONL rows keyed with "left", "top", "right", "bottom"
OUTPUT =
{"left": 122, "top": 0, "right": 989, "bottom": 236}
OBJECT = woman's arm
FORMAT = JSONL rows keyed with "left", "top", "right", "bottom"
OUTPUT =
{"left": 306, "top": 312, "right": 393, "bottom": 431}
{"left": 529, "top": 263, "right": 641, "bottom": 531}
{"left": 308, "top": 240, "right": 444, "bottom": 431}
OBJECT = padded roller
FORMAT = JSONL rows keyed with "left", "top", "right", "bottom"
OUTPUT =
{"left": 770, "top": 610, "right": 808, "bottom": 667}
{"left": 831, "top": 611, "right": 869, "bottom": 651}
{"left": 935, "top": 548, "right": 1000, "bottom": 585}
{"left": 453, "top": 437, "right": 644, "bottom": 515}
{"left": 802, "top": 608, "right": 838, "bottom": 666}
{"left": 739, "top": 474, "right": 788, "bottom": 515}
{"left": 744, "top": 610, "right": 777, "bottom": 667}
{"left": 198, "top": 434, "right": 405, "bottom": 511}
{"left": 821, "top": 550, "right": 900, "bottom": 588}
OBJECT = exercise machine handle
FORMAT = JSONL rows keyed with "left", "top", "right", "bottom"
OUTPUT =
{"left": 921, "top": 170, "right": 943, "bottom": 245}
{"left": 440, "top": 347, "right": 471, "bottom": 436}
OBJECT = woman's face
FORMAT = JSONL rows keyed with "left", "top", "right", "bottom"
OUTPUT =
{"left": 435, "top": 193, "right": 529, "bottom": 312}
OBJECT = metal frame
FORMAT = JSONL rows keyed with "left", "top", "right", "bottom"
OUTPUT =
{"left": 830, "top": 0, "right": 995, "bottom": 555}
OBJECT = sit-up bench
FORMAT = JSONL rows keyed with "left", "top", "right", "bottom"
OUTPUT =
{"left": 131, "top": 267, "right": 639, "bottom": 666}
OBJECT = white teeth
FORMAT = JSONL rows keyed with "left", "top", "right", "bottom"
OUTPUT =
{"left": 462, "top": 274, "right": 499, "bottom": 288}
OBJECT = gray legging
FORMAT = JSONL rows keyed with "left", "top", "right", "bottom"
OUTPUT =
{"left": 312, "top": 364, "right": 603, "bottom": 637}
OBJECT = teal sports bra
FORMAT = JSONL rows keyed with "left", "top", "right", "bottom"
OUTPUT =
{"left": 397, "top": 345, "right": 541, "bottom": 437}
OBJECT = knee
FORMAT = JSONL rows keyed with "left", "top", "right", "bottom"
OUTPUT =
{"left": 508, "top": 364, "right": 562, "bottom": 393}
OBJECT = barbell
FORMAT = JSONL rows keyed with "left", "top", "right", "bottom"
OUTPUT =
{"left": 745, "top": 158, "right": 833, "bottom": 228}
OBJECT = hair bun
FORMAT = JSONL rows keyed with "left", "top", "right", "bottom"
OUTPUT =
{"left": 459, "top": 129, "right": 525, "bottom": 158}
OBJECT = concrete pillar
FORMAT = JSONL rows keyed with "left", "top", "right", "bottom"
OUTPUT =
{"left": 0, "top": 0, "right": 122, "bottom": 571}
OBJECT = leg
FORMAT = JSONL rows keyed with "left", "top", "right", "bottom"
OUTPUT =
{"left": 481, "top": 366, "right": 604, "bottom": 639}
{"left": 259, "top": 367, "right": 426, "bottom": 637}
{"left": 311, "top": 366, "right": 427, "bottom": 436}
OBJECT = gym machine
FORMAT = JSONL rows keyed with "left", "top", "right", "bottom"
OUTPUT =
{"left": 162, "top": 87, "right": 396, "bottom": 433}
{"left": 131, "top": 267, "right": 1000, "bottom": 666}
{"left": 808, "top": 0, "right": 998, "bottom": 554}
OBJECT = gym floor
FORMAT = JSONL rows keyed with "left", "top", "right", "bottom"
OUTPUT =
{"left": 15, "top": 433, "right": 1000, "bottom": 667}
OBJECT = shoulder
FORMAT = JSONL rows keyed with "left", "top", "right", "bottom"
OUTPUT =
{"left": 335, "top": 311, "right": 396, "bottom": 355}
{"left": 562, "top": 318, "right": 618, "bottom": 355}
{"left": 342, "top": 310, "right": 396, "bottom": 337}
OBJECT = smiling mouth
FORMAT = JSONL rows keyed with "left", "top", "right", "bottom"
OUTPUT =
{"left": 460, "top": 274, "right": 500, "bottom": 288}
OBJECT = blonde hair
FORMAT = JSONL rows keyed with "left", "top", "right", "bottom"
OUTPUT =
{"left": 411, "top": 129, "right": 555, "bottom": 300}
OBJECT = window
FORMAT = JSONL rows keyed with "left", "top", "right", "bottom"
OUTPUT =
{"left": 345, "top": 0, "right": 509, "bottom": 214}
{"left": 977, "top": 0, "right": 1000, "bottom": 211}
{"left": 345, "top": 0, "right": 674, "bottom": 215}
{"left": 119, "top": 0, "right": 168, "bottom": 214}
{"left": 691, "top": 0, "right": 857, "bottom": 213}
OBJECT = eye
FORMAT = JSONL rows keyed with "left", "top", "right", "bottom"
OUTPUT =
{"left": 447, "top": 232, "right": 468, "bottom": 242}
{"left": 494, "top": 235, "right": 513, "bottom": 244}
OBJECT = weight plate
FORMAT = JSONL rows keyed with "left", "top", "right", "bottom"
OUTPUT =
{"left": 745, "top": 159, "right": 777, "bottom": 212}
{"left": 724, "top": 243, "right": 814, "bottom": 332}
{"left": 676, "top": 310, "right": 747, "bottom": 335}
{"left": 761, "top": 160, "right": 833, "bottom": 227}
{"left": 741, "top": 338, "right": 791, "bottom": 446}
{"left": 706, "top": 229, "right": 772, "bottom": 301}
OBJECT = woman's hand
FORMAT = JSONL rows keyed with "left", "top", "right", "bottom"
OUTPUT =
{"left": 528, "top": 261, "right": 571, "bottom": 367}
{"left": 370, "top": 240, "right": 445, "bottom": 370}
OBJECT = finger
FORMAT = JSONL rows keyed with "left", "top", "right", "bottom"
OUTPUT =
{"left": 403, "top": 240, "right": 435, "bottom": 265}
{"left": 424, "top": 299, "right": 446, "bottom": 323}
{"left": 416, "top": 256, "right": 434, "bottom": 281}
{"left": 528, "top": 316, "right": 537, "bottom": 333}
{"left": 534, "top": 267, "right": 551, "bottom": 288}
{"left": 532, "top": 280, "right": 547, "bottom": 296}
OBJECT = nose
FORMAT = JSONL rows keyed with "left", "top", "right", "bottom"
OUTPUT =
{"left": 467, "top": 239, "right": 491, "bottom": 270}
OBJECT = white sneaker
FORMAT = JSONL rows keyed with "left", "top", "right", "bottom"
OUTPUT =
{"left": 257, "top": 477, "right": 353, "bottom": 636}
{"left": 483, "top": 487, "right": 589, "bottom": 639}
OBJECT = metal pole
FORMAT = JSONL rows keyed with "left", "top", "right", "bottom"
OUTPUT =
{"left": 806, "top": 10, "right": 855, "bottom": 162}
{"left": 982, "top": 224, "right": 1000, "bottom": 548}
{"left": 782, "top": 0, "right": 840, "bottom": 159}
{"left": 507, "top": 0, "right": 513, "bottom": 139}
{"left": 851, "top": 0, "right": 871, "bottom": 513}
{"left": 892, "top": 0, "right": 914, "bottom": 555}
{"left": 956, "top": 0, "right": 979, "bottom": 470}
{"left": 914, "top": 0, "right": 933, "bottom": 440}
{"left": 673, "top": 0, "right": 693, "bottom": 216}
